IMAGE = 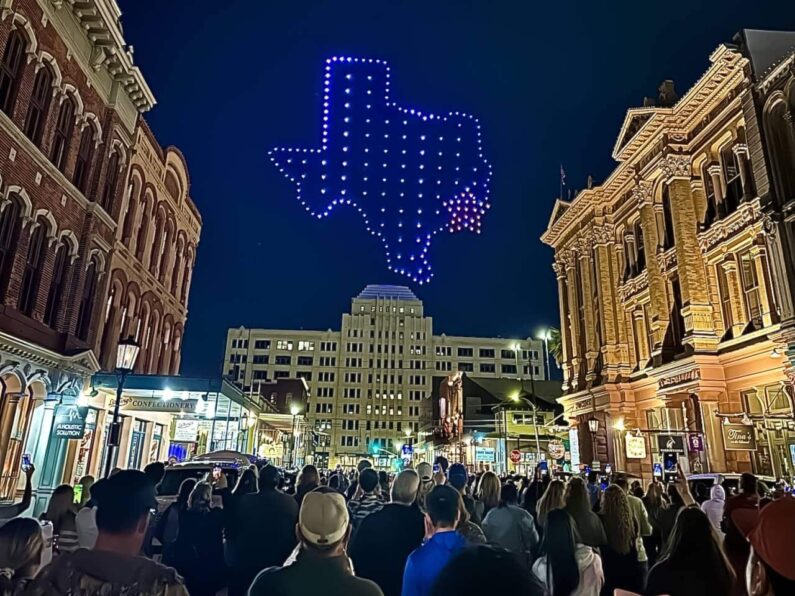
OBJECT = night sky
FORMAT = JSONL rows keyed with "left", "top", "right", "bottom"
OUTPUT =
{"left": 118, "top": 0, "right": 795, "bottom": 377}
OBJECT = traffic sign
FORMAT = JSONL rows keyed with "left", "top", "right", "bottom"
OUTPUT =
{"left": 510, "top": 449, "right": 522, "bottom": 464}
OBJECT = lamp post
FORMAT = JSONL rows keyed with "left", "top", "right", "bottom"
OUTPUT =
{"left": 289, "top": 403, "right": 300, "bottom": 469}
{"left": 587, "top": 416, "right": 599, "bottom": 467}
{"left": 536, "top": 329, "right": 552, "bottom": 380}
{"left": 103, "top": 336, "right": 140, "bottom": 478}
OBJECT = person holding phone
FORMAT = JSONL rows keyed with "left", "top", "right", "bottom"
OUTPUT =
{"left": 0, "top": 457, "right": 35, "bottom": 519}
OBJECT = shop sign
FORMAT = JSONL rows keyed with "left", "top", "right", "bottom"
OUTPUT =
{"left": 687, "top": 434, "right": 704, "bottom": 452}
{"left": 658, "top": 369, "right": 700, "bottom": 391}
{"left": 52, "top": 405, "right": 88, "bottom": 439}
{"left": 107, "top": 395, "right": 198, "bottom": 414}
{"left": 569, "top": 428, "right": 580, "bottom": 468}
{"left": 547, "top": 440, "right": 565, "bottom": 460}
{"left": 475, "top": 447, "right": 495, "bottom": 462}
{"left": 625, "top": 434, "right": 647, "bottom": 459}
{"left": 173, "top": 420, "right": 199, "bottom": 442}
{"left": 656, "top": 434, "right": 685, "bottom": 453}
{"left": 722, "top": 424, "right": 757, "bottom": 451}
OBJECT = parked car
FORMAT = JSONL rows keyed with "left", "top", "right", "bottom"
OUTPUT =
{"left": 688, "top": 472, "right": 775, "bottom": 500}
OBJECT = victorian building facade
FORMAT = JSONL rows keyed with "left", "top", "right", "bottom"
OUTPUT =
{"left": 542, "top": 31, "right": 795, "bottom": 482}
{"left": 0, "top": 0, "right": 200, "bottom": 510}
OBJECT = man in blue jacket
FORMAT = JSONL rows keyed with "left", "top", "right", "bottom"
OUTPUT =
{"left": 401, "top": 484, "right": 467, "bottom": 596}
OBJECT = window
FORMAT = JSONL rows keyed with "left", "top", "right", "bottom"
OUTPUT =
{"left": 739, "top": 252, "right": 762, "bottom": 327}
{"left": 479, "top": 348, "right": 495, "bottom": 358}
{"left": 319, "top": 357, "right": 335, "bottom": 367}
{"left": 479, "top": 363, "right": 496, "bottom": 373}
{"left": 72, "top": 127, "right": 95, "bottom": 193}
{"left": 100, "top": 151, "right": 120, "bottom": 211}
{"left": 254, "top": 340, "right": 270, "bottom": 350}
{"left": 18, "top": 221, "right": 46, "bottom": 315}
{"left": 435, "top": 361, "right": 452, "bottom": 371}
{"left": 717, "top": 264, "right": 734, "bottom": 333}
{"left": 500, "top": 349, "right": 515, "bottom": 359}
{"left": 458, "top": 362, "right": 474, "bottom": 372}
{"left": 76, "top": 256, "right": 99, "bottom": 340}
{"left": 457, "top": 347, "right": 473, "bottom": 358}
{"left": 276, "top": 340, "right": 293, "bottom": 350}
{"left": 51, "top": 98, "right": 75, "bottom": 172}
{"left": 298, "top": 340, "right": 315, "bottom": 351}
{"left": 0, "top": 197, "right": 22, "bottom": 299}
{"left": 297, "top": 371, "right": 312, "bottom": 381}
{"left": 252, "top": 370, "right": 267, "bottom": 380}
{"left": 275, "top": 355, "right": 290, "bottom": 365}
{"left": 44, "top": 244, "right": 69, "bottom": 327}
{"left": 252, "top": 355, "right": 268, "bottom": 364}
{"left": 501, "top": 364, "right": 517, "bottom": 375}
{"left": 23, "top": 67, "right": 52, "bottom": 145}
{"left": 274, "top": 370, "right": 289, "bottom": 379}
{"left": 320, "top": 341, "right": 337, "bottom": 351}
{"left": 318, "top": 372, "right": 335, "bottom": 382}
{"left": 297, "top": 356, "right": 313, "bottom": 366}
{"left": 722, "top": 145, "right": 742, "bottom": 212}
{"left": 0, "top": 31, "right": 25, "bottom": 116}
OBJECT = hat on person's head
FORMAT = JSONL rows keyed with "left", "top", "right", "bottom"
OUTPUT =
{"left": 92, "top": 470, "right": 157, "bottom": 512}
{"left": 448, "top": 463, "right": 467, "bottom": 490}
{"left": 299, "top": 491, "right": 349, "bottom": 546}
{"left": 357, "top": 459, "right": 372, "bottom": 473}
{"left": 417, "top": 462, "right": 433, "bottom": 482}
{"left": 733, "top": 497, "right": 795, "bottom": 581}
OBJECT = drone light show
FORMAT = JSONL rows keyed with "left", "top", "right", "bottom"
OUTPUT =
{"left": 269, "top": 56, "right": 492, "bottom": 285}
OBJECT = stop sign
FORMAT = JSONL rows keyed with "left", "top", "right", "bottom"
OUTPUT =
{"left": 510, "top": 449, "right": 522, "bottom": 464}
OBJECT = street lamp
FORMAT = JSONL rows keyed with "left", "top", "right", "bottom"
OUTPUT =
{"left": 536, "top": 329, "right": 552, "bottom": 379}
{"left": 289, "top": 403, "right": 300, "bottom": 469}
{"left": 587, "top": 416, "right": 599, "bottom": 466}
{"left": 103, "top": 336, "right": 140, "bottom": 478}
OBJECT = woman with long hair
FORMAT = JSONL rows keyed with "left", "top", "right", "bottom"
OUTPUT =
{"left": 171, "top": 481, "right": 226, "bottom": 596}
{"left": 456, "top": 492, "right": 486, "bottom": 545}
{"left": 533, "top": 509, "right": 604, "bottom": 596}
{"left": 536, "top": 479, "right": 566, "bottom": 531}
{"left": 475, "top": 471, "right": 501, "bottom": 520}
{"left": 233, "top": 467, "right": 258, "bottom": 497}
{"left": 564, "top": 477, "right": 606, "bottom": 548}
{"left": 645, "top": 507, "right": 734, "bottom": 596}
{"left": 598, "top": 484, "right": 643, "bottom": 595}
{"left": 41, "top": 484, "right": 78, "bottom": 554}
{"left": 642, "top": 481, "right": 668, "bottom": 567}
{"left": 0, "top": 518, "right": 43, "bottom": 596}
{"left": 158, "top": 477, "right": 197, "bottom": 559}
{"left": 294, "top": 464, "right": 320, "bottom": 507}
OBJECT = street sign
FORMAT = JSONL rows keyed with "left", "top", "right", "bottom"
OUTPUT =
{"left": 475, "top": 447, "right": 495, "bottom": 462}
{"left": 509, "top": 449, "right": 522, "bottom": 464}
{"left": 52, "top": 405, "right": 88, "bottom": 439}
{"left": 687, "top": 433, "right": 704, "bottom": 452}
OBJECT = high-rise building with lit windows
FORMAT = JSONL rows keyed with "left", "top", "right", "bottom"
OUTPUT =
{"left": 224, "top": 285, "right": 545, "bottom": 467}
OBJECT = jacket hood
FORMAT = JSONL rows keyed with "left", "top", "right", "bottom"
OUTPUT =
{"left": 710, "top": 485, "right": 726, "bottom": 501}
{"left": 575, "top": 544, "right": 597, "bottom": 568}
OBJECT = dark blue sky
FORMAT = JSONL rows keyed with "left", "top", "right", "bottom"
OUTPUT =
{"left": 119, "top": 1, "right": 794, "bottom": 376}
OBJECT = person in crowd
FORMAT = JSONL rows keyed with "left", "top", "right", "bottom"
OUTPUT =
{"left": 143, "top": 461, "right": 166, "bottom": 491}
{"left": 248, "top": 487, "right": 383, "bottom": 595}
{"left": 294, "top": 465, "right": 320, "bottom": 507}
{"left": 598, "top": 484, "right": 644, "bottom": 595}
{"left": 448, "top": 463, "right": 479, "bottom": 524}
{"left": 156, "top": 478, "right": 195, "bottom": 563}
{"left": 455, "top": 492, "right": 486, "bottom": 544}
{"left": 615, "top": 475, "right": 652, "bottom": 567}
{"left": 41, "top": 484, "right": 79, "bottom": 555}
{"left": 694, "top": 483, "right": 710, "bottom": 505}
{"left": 350, "top": 470, "right": 425, "bottom": 596}
{"left": 733, "top": 495, "right": 795, "bottom": 596}
{"left": 75, "top": 477, "right": 108, "bottom": 550}
{"left": 641, "top": 480, "right": 668, "bottom": 566}
{"left": 169, "top": 482, "right": 225, "bottom": 596}
{"left": 564, "top": 477, "right": 606, "bottom": 548}
{"left": 533, "top": 508, "right": 604, "bottom": 596}
{"left": 378, "top": 470, "right": 390, "bottom": 500}
{"left": 232, "top": 467, "right": 259, "bottom": 497}
{"left": 537, "top": 479, "right": 566, "bottom": 532}
{"left": 402, "top": 485, "right": 467, "bottom": 596}
{"left": 701, "top": 483, "right": 726, "bottom": 536}
{"left": 430, "top": 544, "right": 545, "bottom": 596}
{"left": 223, "top": 464, "right": 299, "bottom": 596}
{"left": 0, "top": 465, "right": 34, "bottom": 519}
{"left": 26, "top": 470, "right": 188, "bottom": 596}
{"left": 522, "top": 465, "right": 550, "bottom": 518}
{"left": 645, "top": 507, "right": 735, "bottom": 596}
{"left": 475, "top": 470, "right": 501, "bottom": 520}
{"left": 723, "top": 472, "right": 760, "bottom": 595}
{"left": 482, "top": 483, "right": 538, "bottom": 566}
{"left": 416, "top": 462, "right": 435, "bottom": 510}
{"left": 587, "top": 471, "right": 602, "bottom": 511}
{"left": 0, "top": 517, "right": 43, "bottom": 596}
{"left": 77, "top": 476, "right": 94, "bottom": 508}
{"left": 349, "top": 468, "right": 384, "bottom": 528}
{"left": 630, "top": 480, "right": 644, "bottom": 500}
{"left": 655, "top": 482, "right": 685, "bottom": 546}
{"left": 329, "top": 472, "right": 344, "bottom": 493}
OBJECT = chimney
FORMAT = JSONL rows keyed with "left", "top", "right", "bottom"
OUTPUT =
{"left": 658, "top": 80, "right": 679, "bottom": 108}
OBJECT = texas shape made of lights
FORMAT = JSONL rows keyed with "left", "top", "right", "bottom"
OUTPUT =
{"left": 269, "top": 56, "right": 492, "bottom": 285}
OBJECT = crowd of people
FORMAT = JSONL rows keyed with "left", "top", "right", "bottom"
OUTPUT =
{"left": 0, "top": 457, "right": 793, "bottom": 596}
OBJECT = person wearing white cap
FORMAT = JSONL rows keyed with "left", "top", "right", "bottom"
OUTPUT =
{"left": 248, "top": 487, "right": 383, "bottom": 596}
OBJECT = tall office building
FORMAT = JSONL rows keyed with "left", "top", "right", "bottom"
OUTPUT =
{"left": 224, "top": 285, "right": 545, "bottom": 467}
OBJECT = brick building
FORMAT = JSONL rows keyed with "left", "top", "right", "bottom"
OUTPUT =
{"left": 0, "top": 1, "right": 200, "bottom": 508}
{"left": 541, "top": 30, "right": 795, "bottom": 482}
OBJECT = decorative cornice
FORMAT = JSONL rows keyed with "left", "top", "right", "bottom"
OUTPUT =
{"left": 592, "top": 224, "right": 615, "bottom": 247}
{"left": 617, "top": 270, "right": 649, "bottom": 303}
{"left": 661, "top": 153, "right": 691, "bottom": 180}
{"left": 575, "top": 229, "right": 594, "bottom": 254}
{"left": 656, "top": 247, "right": 677, "bottom": 272}
{"left": 633, "top": 180, "right": 653, "bottom": 209}
{"left": 698, "top": 199, "right": 763, "bottom": 253}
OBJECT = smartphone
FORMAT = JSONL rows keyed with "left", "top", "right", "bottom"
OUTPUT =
{"left": 605, "top": 464, "right": 613, "bottom": 475}
{"left": 538, "top": 461, "right": 548, "bottom": 475}
{"left": 653, "top": 462, "right": 663, "bottom": 478}
{"left": 73, "top": 484, "right": 83, "bottom": 504}
{"left": 433, "top": 464, "right": 440, "bottom": 474}
{"left": 21, "top": 453, "right": 32, "bottom": 472}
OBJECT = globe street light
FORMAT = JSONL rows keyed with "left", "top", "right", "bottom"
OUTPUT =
{"left": 103, "top": 336, "right": 140, "bottom": 478}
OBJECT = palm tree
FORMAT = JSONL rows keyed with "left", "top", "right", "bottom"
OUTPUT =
{"left": 547, "top": 327, "right": 563, "bottom": 367}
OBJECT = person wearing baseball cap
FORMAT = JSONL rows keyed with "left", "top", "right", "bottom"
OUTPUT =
{"left": 249, "top": 487, "right": 383, "bottom": 596}
{"left": 732, "top": 496, "right": 795, "bottom": 595}
{"left": 448, "top": 463, "right": 479, "bottom": 524}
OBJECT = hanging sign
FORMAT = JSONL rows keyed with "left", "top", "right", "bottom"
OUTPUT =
{"left": 687, "top": 433, "right": 704, "bottom": 452}
{"left": 52, "top": 405, "right": 88, "bottom": 439}
{"left": 625, "top": 434, "right": 647, "bottom": 459}
{"left": 722, "top": 424, "right": 757, "bottom": 451}
{"left": 547, "top": 440, "right": 566, "bottom": 460}
{"left": 569, "top": 428, "right": 580, "bottom": 468}
{"left": 173, "top": 420, "right": 199, "bottom": 442}
{"left": 656, "top": 434, "right": 686, "bottom": 453}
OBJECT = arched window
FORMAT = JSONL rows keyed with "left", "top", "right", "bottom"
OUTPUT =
{"left": 100, "top": 150, "right": 120, "bottom": 211}
{"left": 50, "top": 98, "right": 75, "bottom": 172}
{"left": 23, "top": 66, "right": 52, "bottom": 145}
{"left": 44, "top": 243, "right": 68, "bottom": 327}
{"left": 763, "top": 99, "right": 795, "bottom": 204}
{"left": 73, "top": 127, "right": 94, "bottom": 193}
{"left": 721, "top": 144, "right": 742, "bottom": 213}
{"left": 18, "top": 220, "right": 46, "bottom": 315}
{"left": 134, "top": 195, "right": 150, "bottom": 260}
{"left": 0, "top": 197, "right": 22, "bottom": 299}
{"left": 76, "top": 256, "right": 99, "bottom": 341}
{"left": 0, "top": 31, "right": 26, "bottom": 116}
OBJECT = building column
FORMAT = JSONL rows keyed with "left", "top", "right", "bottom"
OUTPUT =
{"left": 632, "top": 309, "right": 650, "bottom": 366}
{"left": 634, "top": 181, "right": 669, "bottom": 362}
{"left": 576, "top": 233, "right": 599, "bottom": 384}
{"left": 612, "top": 246, "right": 632, "bottom": 374}
{"left": 707, "top": 165, "right": 726, "bottom": 217}
{"left": 732, "top": 144, "right": 753, "bottom": 201}
{"left": 719, "top": 258, "right": 748, "bottom": 336}
{"left": 663, "top": 155, "right": 718, "bottom": 352}
{"left": 594, "top": 225, "right": 621, "bottom": 381}
{"left": 563, "top": 250, "right": 583, "bottom": 390}
{"left": 749, "top": 241, "right": 775, "bottom": 328}
{"left": 0, "top": 392, "right": 25, "bottom": 473}
{"left": 553, "top": 260, "right": 573, "bottom": 391}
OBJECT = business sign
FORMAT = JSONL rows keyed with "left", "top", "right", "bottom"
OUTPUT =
{"left": 52, "top": 405, "right": 88, "bottom": 439}
{"left": 625, "top": 434, "right": 647, "bottom": 459}
{"left": 657, "top": 369, "right": 700, "bottom": 391}
{"left": 687, "top": 433, "right": 704, "bottom": 452}
{"left": 656, "top": 434, "right": 686, "bottom": 453}
{"left": 547, "top": 440, "right": 566, "bottom": 460}
{"left": 173, "top": 420, "right": 199, "bottom": 442}
{"left": 569, "top": 428, "right": 580, "bottom": 468}
{"left": 475, "top": 447, "right": 495, "bottom": 463}
{"left": 722, "top": 424, "right": 757, "bottom": 451}
{"left": 107, "top": 395, "right": 198, "bottom": 414}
